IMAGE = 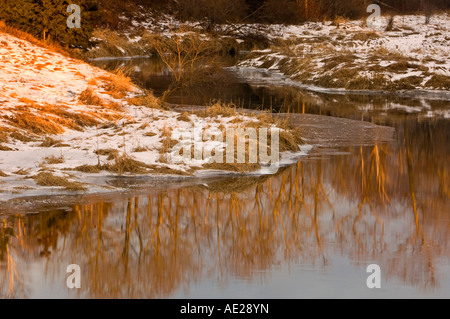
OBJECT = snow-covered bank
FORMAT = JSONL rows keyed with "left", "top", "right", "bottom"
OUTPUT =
{"left": 87, "top": 10, "right": 450, "bottom": 94}
{"left": 238, "top": 14, "right": 450, "bottom": 92}
{"left": 0, "top": 29, "right": 308, "bottom": 199}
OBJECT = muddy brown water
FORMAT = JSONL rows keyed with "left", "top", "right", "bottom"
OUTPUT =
{"left": 0, "top": 58, "right": 448, "bottom": 298}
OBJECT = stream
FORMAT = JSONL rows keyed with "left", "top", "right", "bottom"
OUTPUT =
{"left": 0, "top": 57, "right": 448, "bottom": 298}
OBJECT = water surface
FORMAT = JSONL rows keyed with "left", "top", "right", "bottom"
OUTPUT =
{"left": 0, "top": 58, "right": 448, "bottom": 298}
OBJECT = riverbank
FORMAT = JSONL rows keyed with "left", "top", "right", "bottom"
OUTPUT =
{"left": 86, "top": 11, "right": 450, "bottom": 93}
{"left": 0, "top": 26, "right": 311, "bottom": 199}
{"left": 0, "top": 111, "right": 395, "bottom": 207}
{"left": 238, "top": 14, "right": 450, "bottom": 92}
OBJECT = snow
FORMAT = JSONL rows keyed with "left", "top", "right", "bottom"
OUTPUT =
{"left": 0, "top": 31, "right": 311, "bottom": 199}
{"left": 237, "top": 14, "right": 450, "bottom": 93}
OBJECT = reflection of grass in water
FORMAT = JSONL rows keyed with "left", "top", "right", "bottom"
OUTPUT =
{"left": 0, "top": 221, "right": 24, "bottom": 298}
{"left": 196, "top": 167, "right": 287, "bottom": 193}
{"left": 1, "top": 130, "right": 448, "bottom": 297}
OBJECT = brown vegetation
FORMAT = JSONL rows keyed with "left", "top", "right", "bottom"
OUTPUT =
{"left": 126, "top": 93, "right": 160, "bottom": 109}
{"left": 33, "top": 172, "right": 86, "bottom": 191}
{"left": 97, "top": 68, "right": 133, "bottom": 99}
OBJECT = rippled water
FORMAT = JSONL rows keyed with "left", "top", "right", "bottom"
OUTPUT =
{"left": 0, "top": 58, "right": 448, "bottom": 298}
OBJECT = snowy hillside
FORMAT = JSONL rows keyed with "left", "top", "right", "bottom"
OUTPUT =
{"left": 0, "top": 29, "right": 307, "bottom": 199}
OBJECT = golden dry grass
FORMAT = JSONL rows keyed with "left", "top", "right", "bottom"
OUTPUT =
{"left": 393, "top": 75, "right": 424, "bottom": 90}
{"left": 133, "top": 146, "right": 149, "bottom": 152}
{"left": 33, "top": 172, "right": 86, "bottom": 191}
{"left": 98, "top": 68, "right": 134, "bottom": 99}
{"left": 105, "top": 153, "right": 150, "bottom": 175}
{"left": 0, "top": 128, "right": 10, "bottom": 143}
{"left": 5, "top": 100, "right": 101, "bottom": 135}
{"left": 425, "top": 75, "right": 450, "bottom": 90}
{"left": 9, "top": 131, "right": 35, "bottom": 143}
{"left": 279, "top": 129, "right": 303, "bottom": 152}
{"left": 322, "top": 54, "right": 357, "bottom": 71}
{"left": 6, "top": 111, "right": 65, "bottom": 135}
{"left": 201, "top": 120, "right": 303, "bottom": 173}
{"left": 43, "top": 155, "right": 65, "bottom": 165}
{"left": 143, "top": 132, "right": 157, "bottom": 137}
{"left": 177, "top": 112, "right": 192, "bottom": 122}
{"left": 12, "top": 168, "right": 30, "bottom": 175}
{"left": 195, "top": 102, "right": 237, "bottom": 118}
{"left": 345, "top": 74, "right": 387, "bottom": 90}
{"left": 79, "top": 87, "right": 104, "bottom": 106}
{"left": 351, "top": 31, "right": 380, "bottom": 42}
{"left": 126, "top": 93, "right": 160, "bottom": 109}
{"left": 74, "top": 164, "right": 101, "bottom": 173}
{"left": 0, "top": 144, "right": 13, "bottom": 151}
{"left": 37, "top": 104, "right": 99, "bottom": 130}
{"left": 40, "top": 137, "right": 59, "bottom": 147}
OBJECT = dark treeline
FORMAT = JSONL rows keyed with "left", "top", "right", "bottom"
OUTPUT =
{"left": 1, "top": 0, "right": 449, "bottom": 48}
{"left": 0, "top": 0, "right": 98, "bottom": 48}
{"left": 137, "top": 0, "right": 450, "bottom": 24}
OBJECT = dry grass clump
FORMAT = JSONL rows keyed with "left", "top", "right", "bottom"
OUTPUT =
{"left": 63, "top": 111, "right": 99, "bottom": 128}
{"left": 322, "top": 54, "right": 357, "bottom": 71}
{"left": 201, "top": 116, "right": 303, "bottom": 173}
{"left": 9, "top": 131, "right": 35, "bottom": 143}
{"left": 138, "top": 122, "right": 149, "bottom": 130}
{"left": 144, "top": 132, "right": 157, "bottom": 137}
{"left": 0, "top": 128, "right": 10, "bottom": 143}
{"left": 393, "top": 76, "right": 423, "bottom": 90}
{"left": 74, "top": 164, "right": 101, "bottom": 173}
{"left": 79, "top": 87, "right": 104, "bottom": 106}
{"left": 133, "top": 146, "right": 149, "bottom": 152}
{"left": 177, "top": 112, "right": 192, "bottom": 122}
{"left": 40, "top": 137, "right": 60, "bottom": 147}
{"left": 0, "top": 144, "right": 13, "bottom": 151}
{"left": 351, "top": 31, "right": 380, "bottom": 42}
{"left": 98, "top": 69, "right": 133, "bottom": 99}
{"left": 425, "top": 75, "right": 450, "bottom": 90}
{"left": 387, "top": 61, "right": 428, "bottom": 73}
{"left": 279, "top": 129, "right": 303, "bottom": 152}
{"left": 12, "top": 168, "right": 30, "bottom": 175}
{"left": 12, "top": 103, "right": 99, "bottom": 133}
{"left": 147, "top": 165, "right": 190, "bottom": 176}
{"left": 195, "top": 102, "right": 237, "bottom": 118}
{"left": 6, "top": 111, "right": 65, "bottom": 135}
{"left": 105, "top": 153, "right": 150, "bottom": 175}
{"left": 0, "top": 170, "right": 8, "bottom": 177}
{"left": 345, "top": 74, "right": 387, "bottom": 90}
{"left": 314, "top": 68, "right": 359, "bottom": 88}
{"left": 33, "top": 172, "right": 86, "bottom": 191}
{"left": 103, "top": 101, "right": 124, "bottom": 112}
{"left": 127, "top": 93, "right": 160, "bottom": 109}
{"left": 43, "top": 155, "right": 65, "bottom": 165}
